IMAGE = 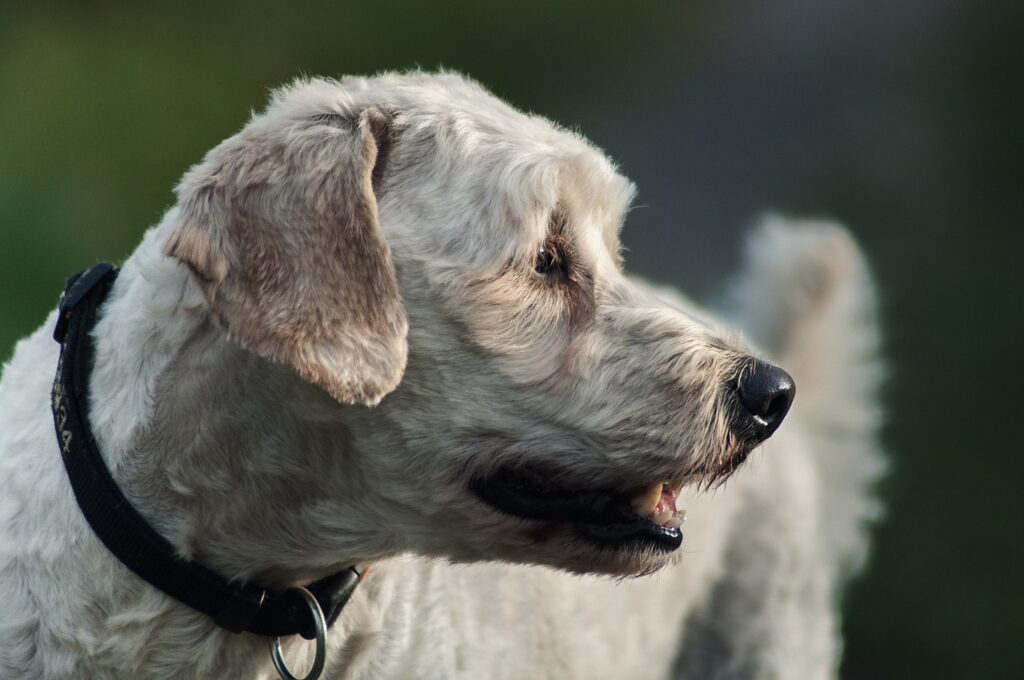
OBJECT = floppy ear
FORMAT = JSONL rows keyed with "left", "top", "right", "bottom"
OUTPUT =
{"left": 164, "top": 107, "right": 407, "bottom": 406}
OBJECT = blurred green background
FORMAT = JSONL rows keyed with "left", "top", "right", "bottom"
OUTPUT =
{"left": 1, "top": 2, "right": 1021, "bottom": 677}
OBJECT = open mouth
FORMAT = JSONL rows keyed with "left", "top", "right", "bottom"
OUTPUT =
{"left": 471, "top": 467, "right": 686, "bottom": 552}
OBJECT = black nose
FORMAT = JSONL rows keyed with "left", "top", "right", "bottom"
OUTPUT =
{"left": 735, "top": 360, "right": 795, "bottom": 442}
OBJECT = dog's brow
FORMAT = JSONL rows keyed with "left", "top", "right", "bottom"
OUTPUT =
{"left": 310, "top": 112, "right": 350, "bottom": 127}
{"left": 548, "top": 207, "right": 569, "bottom": 235}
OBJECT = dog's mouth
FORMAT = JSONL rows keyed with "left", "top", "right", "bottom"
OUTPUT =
{"left": 470, "top": 467, "right": 686, "bottom": 553}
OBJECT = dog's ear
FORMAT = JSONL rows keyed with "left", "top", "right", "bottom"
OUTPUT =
{"left": 164, "top": 107, "right": 407, "bottom": 406}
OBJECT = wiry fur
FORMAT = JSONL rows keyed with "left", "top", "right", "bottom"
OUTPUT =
{"left": 0, "top": 73, "right": 883, "bottom": 679}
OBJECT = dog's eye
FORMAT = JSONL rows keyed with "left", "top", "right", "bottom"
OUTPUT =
{"left": 534, "top": 244, "right": 561, "bottom": 277}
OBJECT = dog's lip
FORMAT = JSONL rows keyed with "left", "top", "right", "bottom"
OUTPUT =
{"left": 469, "top": 468, "right": 686, "bottom": 553}
{"left": 574, "top": 518, "right": 682, "bottom": 551}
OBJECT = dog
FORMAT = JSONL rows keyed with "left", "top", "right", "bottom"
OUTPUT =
{"left": 0, "top": 72, "right": 883, "bottom": 679}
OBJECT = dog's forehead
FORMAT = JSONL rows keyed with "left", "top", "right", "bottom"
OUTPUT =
{"left": 341, "top": 73, "right": 635, "bottom": 269}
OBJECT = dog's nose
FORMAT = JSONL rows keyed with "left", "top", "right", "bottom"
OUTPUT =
{"left": 735, "top": 360, "right": 795, "bottom": 442}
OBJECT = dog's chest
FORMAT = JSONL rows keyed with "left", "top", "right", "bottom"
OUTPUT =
{"left": 330, "top": 557, "right": 698, "bottom": 679}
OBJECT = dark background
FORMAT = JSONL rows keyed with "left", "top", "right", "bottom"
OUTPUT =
{"left": 1, "top": 2, "right": 1020, "bottom": 677}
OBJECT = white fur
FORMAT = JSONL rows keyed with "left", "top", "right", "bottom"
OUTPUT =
{"left": 0, "top": 73, "right": 883, "bottom": 679}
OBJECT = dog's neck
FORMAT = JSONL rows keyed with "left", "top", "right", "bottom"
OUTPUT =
{"left": 84, "top": 226, "right": 392, "bottom": 590}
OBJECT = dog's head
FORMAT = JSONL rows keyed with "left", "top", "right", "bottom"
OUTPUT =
{"left": 165, "top": 73, "right": 794, "bottom": 577}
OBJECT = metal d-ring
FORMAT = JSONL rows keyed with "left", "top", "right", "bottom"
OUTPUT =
{"left": 270, "top": 587, "right": 327, "bottom": 680}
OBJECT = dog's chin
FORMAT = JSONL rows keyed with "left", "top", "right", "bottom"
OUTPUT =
{"left": 448, "top": 518, "right": 680, "bottom": 578}
{"left": 536, "top": 525, "right": 682, "bottom": 578}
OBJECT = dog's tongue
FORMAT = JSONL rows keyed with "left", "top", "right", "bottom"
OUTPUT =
{"left": 630, "top": 482, "right": 685, "bottom": 528}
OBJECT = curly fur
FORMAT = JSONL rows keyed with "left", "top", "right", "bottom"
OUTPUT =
{"left": 0, "top": 72, "right": 883, "bottom": 679}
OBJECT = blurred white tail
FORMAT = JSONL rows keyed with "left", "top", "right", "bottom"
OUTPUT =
{"left": 725, "top": 215, "right": 886, "bottom": 582}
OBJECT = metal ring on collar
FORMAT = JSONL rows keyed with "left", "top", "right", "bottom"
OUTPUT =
{"left": 269, "top": 587, "right": 327, "bottom": 680}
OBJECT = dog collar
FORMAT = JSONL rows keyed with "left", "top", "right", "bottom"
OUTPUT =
{"left": 50, "top": 263, "right": 362, "bottom": 648}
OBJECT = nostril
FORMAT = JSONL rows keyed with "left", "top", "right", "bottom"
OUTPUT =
{"left": 762, "top": 391, "right": 791, "bottom": 425}
{"left": 736, "top": 361, "right": 795, "bottom": 438}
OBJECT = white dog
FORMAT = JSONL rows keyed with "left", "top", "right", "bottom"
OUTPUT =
{"left": 0, "top": 72, "right": 883, "bottom": 679}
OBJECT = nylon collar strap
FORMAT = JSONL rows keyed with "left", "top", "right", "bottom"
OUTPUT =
{"left": 51, "top": 263, "right": 361, "bottom": 639}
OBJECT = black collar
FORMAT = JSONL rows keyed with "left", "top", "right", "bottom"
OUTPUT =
{"left": 51, "top": 263, "right": 361, "bottom": 639}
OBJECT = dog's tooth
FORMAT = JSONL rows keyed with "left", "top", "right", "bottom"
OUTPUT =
{"left": 663, "top": 509, "right": 685, "bottom": 529}
{"left": 631, "top": 483, "right": 663, "bottom": 517}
